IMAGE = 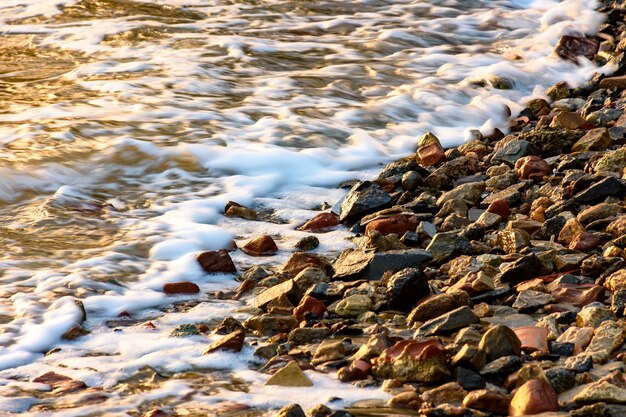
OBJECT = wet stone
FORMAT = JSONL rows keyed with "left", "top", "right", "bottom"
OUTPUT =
{"left": 294, "top": 235, "right": 319, "bottom": 251}
{"left": 274, "top": 403, "right": 306, "bottom": 417}
{"left": 197, "top": 250, "right": 237, "bottom": 274}
{"left": 299, "top": 212, "right": 340, "bottom": 233}
{"left": 335, "top": 294, "right": 372, "bottom": 317}
{"left": 266, "top": 361, "right": 313, "bottom": 387}
{"left": 203, "top": 329, "right": 245, "bottom": 354}
{"left": 463, "top": 389, "right": 510, "bottom": 415}
{"left": 573, "top": 127, "right": 613, "bottom": 152}
{"left": 339, "top": 181, "right": 392, "bottom": 224}
{"left": 242, "top": 235, "right": 279, "bottom": 256}
{"left": 372, "top": 339, "right": 450, "bottom": 383}
{"left": 163, "top": 281, "right": 200, "bottom": 295}
{"left": 255, "top": 279, "right": 302, "bottom": 309}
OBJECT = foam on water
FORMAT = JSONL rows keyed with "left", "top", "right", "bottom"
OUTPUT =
{"left": 0, "top": 0, "right": 612, "bottom": 414}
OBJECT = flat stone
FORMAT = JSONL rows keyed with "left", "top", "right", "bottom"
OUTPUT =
{"left": 463, "top": 389, "right": 511, "bottom": 415}
{"left": 422, "top": 382, "right": 467, "bottom": 407}
{"left": 332, "top": 249, "right": 431, "bottom": 281}
{"left": 254, "top": 279, "right": 302, "bottom": 309}
{"left": 339, "top": 181, "right": 392, "bottom": 224}
{"left": 281, "top": 252, "right": 333, "bottom": 277}
{"left": 498, "top": 253, "right": 542, "bottom": 285}
{"left": 408, "top": 290, "right": 471, "bottom": 324}
{"left": 607, "top": 216, "right": 626, "bottom": 238}
{"left": 335, "top": 294, "right": 372, "bottom": 317}
{"left": 415, "top": 306, "right": 479, "bottom": 337}
{"left": 512, "top": 290, "right": 552, "bottom": 313}
{"left": 265, "top": 361, "right": 313, "bottom": 387}
{"left": 572, "top": 128, "right": 613, "bottom": 152}
{"left": 574, "top": 379, "right": 626, "bottom": 404}
{"left": 514, "top": 326, "right": 549, "bottom": 353}
{"left": 481, "top": 355, "right": 521, "bottom": 377}
{"left": 32, "top": 372, "right": 87, "bottom": 395}
{"left": 599, "top": 75, "right": 626, "bottom": 90}
{"left": 555, "top": 35, "right": 599, "bottom": 62}
{"left": 551, "top": 284, "right": 605, "bottom": 308}
{"left": 585, "top": 320, "right": 626, "bottom": 363}
{"left": 437, "top": 182, "right": 485, "bottom": 206}
{"left": 498, "top": 229, "right": 531, "bottom": 254}
{"left": 482, "top": 182, "right": 527, "bottom": 206}
{"left": 550, "top": 111, "right": 585, "bottom": 129}
{"left": 492, "top": 140, "right": 537, "bottom": 166}
{"left": 573, "top": 177, "right": 624, "bottom": 205}
{"left": 425, "top": 232, "right": 472, "bottom": 262}
{"left": 577, "top": 306, "right": 616, "bottom": 328}
{"left": 243, "top": 314, "right": 298, "bottom": 335}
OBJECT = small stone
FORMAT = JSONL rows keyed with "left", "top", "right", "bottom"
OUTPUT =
{"left": 203, "top": 329, "right": 245, "bottom": 354}
{"left": 436, "top": 182, "right": 485, "bottom": 206}
{"left": 313, "top": 339, "right": 346, "bottom": 365}
{"left": 463, "top": 389, "right": 511, "bottom": 415}
{"left": 62, "top": 324, "right": 90, "bottom": 340}
{"left": 293, "top": 296, "right": 326, "bottom": 321}
{"left": 555, "top": 35, "right": 599, "bottom": 62}
{"left": 225, "top": 202, "right": 257, "bottom": 220}
{"left": 565, "top": 354, "right": 593, "bottom": 373}
{"left": 479, "top": 325, "right": 522, "bottom": 361}
{"left": 569, "top": 232, "right": 600, "bottom": 252}
{"left": 332, "top": 248, "right": 431, "bottom": 281}
{"left": 197, "top": 250, "right": 237, "bottom": 274}
{"left": 266, "top": 361, "right": 313, "bottom": 387}
{"left": 214, "top": 317, "right": 244, "bottom": 335}
{"left": 486, "top": 199, "right": 510, "bottom": 220}
{"left": 242, "top": 235, "right": 278, "bottom": 256}
{"left": 422, "top": 382, "right": 467, "bottom": 407}
{"left": 557, "top": 327, "right": 594, "bottom": 354}
{"left": 585, "top": 320, "right": 626, "bottom": 363}
{"left": 294, "top": 236, "right": 319, "bottom": 251}
{"left": 545, "top": 367, "right": 576, "bottom": 394}
{"left": 339, "top": 181, "right": 392, "bottom": 224}
{"left": 337, "top": 359, "right": 371, "bottom": 382}
{"left": 299, "top": 212, "right": 340, "bottom": 232}
{"left": 513, "top": 326, "right": 549, "bottom": 353}
{"left": 498, "top": 229, "right": 531, "bottom": 254}
{"left": 372, "top": 339, "right": 450, "bottom": 383}
{"left": 492, "top": 140, "right": 537, "bottom": 166}
{"left": 415, "top": 306, "right": 479, "bottom": 337}
{"left": 498, "top": 253, "right": 542, "bottom": 285}
{"left": 574, "top": 379, "right": 626, "bottom": 405}
{"left": 572, "top": 128, "right": 612, "bottom": 152}
{"left": 255, "top": 279, "right": 302, "bottom": 309}
{"left": 545, "top": 81, "right": 569, "bottom": 101}
{"left": 551, "top": 284, "right": 605, "bottom": 308}
{"left": 599, "top": 75, "right": 626, "bottom": 90}
{"left": 451, "top": 344, "right": 486, "bottom": 371}
{"left": 576, "top": 306, "right": 616, "bottom": 328}
{"left": 558, "top": 218, "right": 586, "bottom": 246}
{"left": 550, "top": 111, "right": 585, "bottom": 129}
{"left": 578, "top": 203, "right": 623, "bottom": 226}
{"left": 388, "top": 391, "right": 422, "bottom": 408}
{"left": 365, "top": 215, "right": 415, "bottom": 236}
{"left": 386, "top": 267, "right": 430, "bottom": 311}
{"left": 426, "top": 232, "right": 473, "bottom": 262}
{"left": 32, "top": 372, "right": 87, "bottom": 395}
{"left": 515, "top": 156, "right": 550, "bottom": 180}
{"left": 408, "top": 290, "right": 471, "bottom": 324}
{"left": 508, "top": 379, "right": 560, "bottom": 416}
{"left": 281, "top": 252, "right": 333, "bottom": 277}
{"left": 455, "top": 367, "right": 486, "bottom": 391}
{"left": 416, "top": 132, "right": 446, "bottom": 167}
{"left": 274, "top": 403, "right": 306, "bottom": 417}
{"left": 163, "top": 281, "right": 200, "bottom": 295}
{"left": 169, "top": 324, "right": 201, "bottom": 338}
{"left": 335, "top": 294, "right": 372, "bottom": 317}
{"left": 243, "top": 314, "right": 298, "bottom": 335}
{"left": 481, "top": 355, "right": 521, "bottom": 377}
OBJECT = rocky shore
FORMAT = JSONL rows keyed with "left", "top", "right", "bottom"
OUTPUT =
{"left": 21, "top": 2, "right": 626, "bottom": 417}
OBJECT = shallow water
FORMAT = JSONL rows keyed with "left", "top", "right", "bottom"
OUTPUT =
{"left": 0, "top": 0, "right": 606, "bottom": 415}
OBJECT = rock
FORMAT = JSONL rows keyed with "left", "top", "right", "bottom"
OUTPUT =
{"left": 569, "top": 232, "right": 600, "bottom": 252}
{"left": 555, "top": 35, "right": 600, "bottom": 62}
{"left": 266, "top": 361, "right": 313, "bottom": 387}
{"left": 605, "top": 269, "right": 626, "bottom": 293}
{"left": 481, "top": 355, "right": 521, "bottom": 377}
{"left": 197, "top": 250, "right": 237, "bottom": 274}
{"left": 607, "top": 216, "right": 626, "bottom": 238}
{"left": 463, "top": 389, "right": 510, "bottom": 415}
{"left": 451, "top": 344, "right": 486, "bottom": 371}
{"left": 515, "top": 156, "right": 550, "bottom": 180}
{"left": 558, "top": 218, "right": 586, "bottom": 246}
{"left": 574, "top": 379, "right": 626, "bottom": 405}
{"left": 242, "top": 235, "right": 278, "bottom": 256}
{"left": 492, "top": 140, "right": 537, "bottom": 166}
{"left": 426, "top": 232, "right": 473, "bottom": 262}
{"left": 513, "top": 326, "right": 549, "bottom": 353}
{"left": 550, "top": 111, "right": 585, "bottom": 129}
{"left": 373, "top": 339, "right": 450, "bottom": 383}
{"left": 62, "top": 324, "right": 90, "bottom": 340}
{"left": 416, "top": 132, "right": 446, "bottom": 167}
{"left": 32, "top": 372, "right": 87, "bottom": 395}
{"left": 599, "top": 75, "right": 626, "bottom": 90}
{"left": 479, "top": 325, "right": 522, "bottom": 361}
{"left": 335, "top": 294, "right": 372, "bottom": 317}
{"left": 573, "top": 177, "right": 624, "bottom": 205}
{"left": 244, "top": 314, "right": 298, "bottom": 335}
{"left": 576, "top": 306, "right": 616, "bottom": 328}
{"left": 214, "top": 317, "right": 244, "bottom": 335}
{"left": 274, "top": 403, "right": 306, "bottom": 417}
{"left": 487, "top": 199, "right": 510, "bottom": 220}
{"left": 339, "top": 181, "right": 392, "bottom": 224}
{"left": 498, "top": 229, "right": 531, "bottom": 254}
{"left": 203, "top": 329, "right": 245, "bottom": 354}
{"left": 498, "top": 253, "right": 542, "bottom": 285}
{"left": 388, "top": 391, "right": 422, "bottom": 409}
{"left": 482, "top": 182, "right": 527, "bottom": 206}
{"left": 572, "top": 128, "right": 612, "bottom": 152}
{"left": 557, "top": 327, "right": 594, "bottom": 354}
{"left": 545, "top": 367, "right": 576, "bottom": 394}
{"left": 545, "top": 81, "right": 569, "bottom": 101}
{"left": 554, "top": 253, "right": 588, "bottom": 271}
{"left": 386, "top": 267, "right": 430, "bottom": 311}
{"left": 415, "top": 306, "right": 479, "bottom": 337}
{"left": 509, "top": 379, "right": 560, "bottom": 416}
{"left": 408, "top": 291, "right": 471, "bottom": 324}
{"left": 551, "top": 284, "right": 605, "bottom": 308}
{"left": 255, "top": 279, "right": 302, "bottom": 309}
{"left": 594, "top": 148, "right": 626, "bottom": 174}
{"left": 422, "top": 382, "right": 467, "bottom": 407}
{"left": 565, "top": 354, "right": 593, "bottom": 373}
{"left": 518, "top": 128, "right": 584, "bottom": 157}
{"left": 365, "top": 215, "right": 415, "bottom": 236}
{"left": 585, "top": 320, "right": 626, "bottom": 363}
{"left": 299, "top": 212, "right": 340, "bottom": 232}
{"left": 293, "top": 296, "right": 326, "bottom": 321}
{"left": 332, "top": 249, "right": 431, "bottom": 281}
{"left": 163, "top": 281, "right": 200, "bottom": 295}
{"left": 354, "top": 230, "right": 407, "bottom": 252}
{"left": 169, "top": 324, "right": 201, "bottom": 337}
{"left": 352, "top": 333, "right": 391, "bottom": 362}
{"left": 454, "top": 367, "right": 486, "bottom": 391}
{"left": 293, "top": 267, "right": 328, "bottom": 292}
{"left": 225, "top": 202, "right": 257, "bottom": 220}
{"left": 288, "top": 327, "right": 331, "bottom": 345}
{"left": 337, "top": 359, "right": 371, "bottom": 382}
{"left": 295, "top": 235, "right": 319, "bottom": 251}
{"left": 282, "top": 252, "right": 333, "bottom": 277}
{"left": 587, "top": 108, "right": 623, "bottom": 126}
{"left": 437, "top": 182, "right": 485, "bottom": 206}
{"left": 312, "top": 339, "right": 346, "bottom": 365}
{"left": 402, "top": 170, "right": 421, "bottom": 191}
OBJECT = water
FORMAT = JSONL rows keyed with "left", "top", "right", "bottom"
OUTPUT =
{"left": 0, "top": 0, "right": 606, "bottom": 415}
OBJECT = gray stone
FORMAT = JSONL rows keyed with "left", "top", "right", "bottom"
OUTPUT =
{"left": 513, "top": 290, "right": 553, "bottom": 313}
{"left": 254, "top": 279, "right": 302, "bottom": 308}
{"left": 436, "top": 182, "right": 485, "bottom": 206}
{"left": 479, "top": 325, "right": 522, "bottom": 361}
{"left": 425, "top": 232, "right": 473, "bottom": 262}
{"left": 415, "top": 306, "right": 479, "bottom": 337}
{"left": 339, "top": 181, "right": 392, "bottom": 224}
{"left": 585, "top": 320, "right": 626, "bottom": 363}
{"left": 335, "top": 294, "right": 372, "bottom": 317}
{"left": 386, "top": 268, "right": 430, "bottom": 311}
{"left": 332, "top": 249, "right": 432, "bottom": 281}
{"left": 545, "top": 367, "right": 576, "bottom": 394}
{"left": 492, "top": 140, "right": 537, "bottom": 166}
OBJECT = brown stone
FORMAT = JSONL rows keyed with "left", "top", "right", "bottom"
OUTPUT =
{"left": 555, "top": 35, "right": 599, "bottom": 62}
{"left": 373, "top": 339, "right": 450, "bottom": 383}
{"left": 550, "top": 112, "right": 585, "bottom": 129}
{"left": 509, "top": 379, "right": 559, "bottom": 416}
{"left": 365, "top": 215, "right": 415, "bottom": 236}
{"left": 337, "top": 359, "right": 371, "bottom": 382}
{"left": 32, "top": 372, "right": 87, "bottom": 395}
{"left": 416, "top": 133, "right": 446, "bottom": 167}
{"left": 514, "top": 326, "right": 549, "bottom": 353}
{"left": 486, "top": 199, "right": 510, "bottom": 220}
{"left": 569, "top": 232, "right": 600, "bottom": 252}
{"left": 463, "top": 389, "right": 511, "bottom": 414}
{"left": 422, "top": 382, "right": 467, "bottom": 407}
{"left": 556, "top": 327, "right": 594, "bottom": 354}
{"left": 163, "top": 281, "right": 200, "bottom": 295}
{"left": 281, "top": 252, "right": 333, "bottom": 277}
{"left": 197, "top": 250, "right": 237, "bottom": 274}
{"left": 293, "top": 296, "right": 326, "bottom": 321}
{"left": 515, "top": 156, "right": 550, "bottom": 180}
{"left": 388, "top": 390, "right": 422, "bottom": 408}
{"left": 572, "top": 128, "right": 612, "bottom": 152}
{"left": 142, "top": 409, "right": 173, "bottom": 417}
{"left": 225, "top": 201, "right": 257, "bottom": 220}
{"left": 605, "top": 269, "right": 626, "bottom": 293}
{"left": 599, "top": 75, "right": 626, "bottom": 90}
{"left": 298, "top": 212, "right": 339, "bottom": 232}
{"left": 607, "top": 216, "right": 626, "bottom": 238}
{"left": 408, "top": 291, "right": 471, "bottom": 324}
{"left": 558, "top": 218, "right": 586, "bottom": 246}
{"left": 203, "top": 329, "right": 245, "bottom": 354}
{"left": 551, "top": 284, "right": 605, "bottom": 308}
{"left": 241, "top": 235, "right": 278, "bottom": 256}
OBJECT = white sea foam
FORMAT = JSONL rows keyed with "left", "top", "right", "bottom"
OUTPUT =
{"left": 0, "top": 0, "right": 609, "bottom": 414}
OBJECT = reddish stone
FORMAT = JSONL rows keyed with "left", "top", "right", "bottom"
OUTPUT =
{"left": 556, "top": 327, "right": 594, "bottom": 354}
{"left": 32, "top": 372, "right": 87, "bottom": 395}
{"left": 509, "top": 379, "right": 559, "bottom": 416}
{"left": 197, "top": 250, "right": 237, "bottom": 274}
{"left": 298, "top": 212, "right": 339, "bottom": 232}
{"left": 463, "top": 389, "right": 511, "bottom": 415}
{"left": 141, "top": 321, "right": 157, "bottom": 329}
{"left": 416, "top": 144, "right": 446, "bottom": 167}
{"left": 117, "top": 311, "right": 132, "bottom": 318}
{"left": 377, "top": 339, "right": 445, "bottom": 363}
{"left": 233, "top": 279, "right": 256, "bottom": 300}
{"left": 203, "top": 329, "right": 245, "bottom": 354}
{"left": 337, "top": 359, "right": 371, "bottom": 382}
{"left": 281, "top": 252, "right": 333, "bottom": 277}
{"left": 569, "top": 232, "right": 600, "bottom": 252}
{"left": 293, "top": 295, "right": 326, "bottom": 321}
{"left": 241, "top": 235, "right": 278, "bottom": 257}
{"left": 486, "top": 199, "right": 510, "bottom": 220}
{"left": 555, "top": 35, "right": 600, "bottom": 62}
{"left": 514, "top": 326, "right": 549, "bottom": 353}
{"left": 551, "top": 284, "right": 605, "bottom": 307}
{"left": 143, "top": 409, "right": 173, "bottom": 417}
{"left": 162, "top": 282, "right": 200, "bottom": 295}
{"left": 515, "top": 156, "right": 550, "bottom": 180}
{"left": 365, "top": 215, "right": 415, "bottom": 236}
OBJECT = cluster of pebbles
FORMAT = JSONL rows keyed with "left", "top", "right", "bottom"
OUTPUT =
{"left": 20, "top": 1, "right": 626, "bottom": 417}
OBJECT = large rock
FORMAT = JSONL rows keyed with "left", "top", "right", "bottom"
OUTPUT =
{"left": 197, "top": 250, "right": 237, "bottom": 274}
{"left": 426, "top": 232, "right": 472, "bottom": 262}
{"left": 416, "top": 132, "right": 446, "bottom": 167}
{"left": 509, "top": 379, "right": 560, "bottom": 416}
{"left": 242, "top": 235, "right": 279, "bottom": 256}
{"left": 479, "top": 325, "right": 522, "bottom": 361}
{"left": 386, "top": 268, "right": 430, "bottom": 311}
{"left": 332, "top": 249, "right": 431, "bottom": 281}
{"left": 415, "top": 306, "right": 479, "bottom": 337}
{"left": 281, "top": 252, "right": 333, "bottom": 277}
{"left": 373, "top": 339, "right": 450, "bottom": 383}
{"left": 573, "top": 177, "right": 624, "bottom": 205}
{"left": 574, "top": 379, "right": 626, "bottom": 405}
{"left": 339, "top": 181, "right": 392, "bottom": 224}
{"left": 572, "top": 128, "right": 612, "bottom": 152}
